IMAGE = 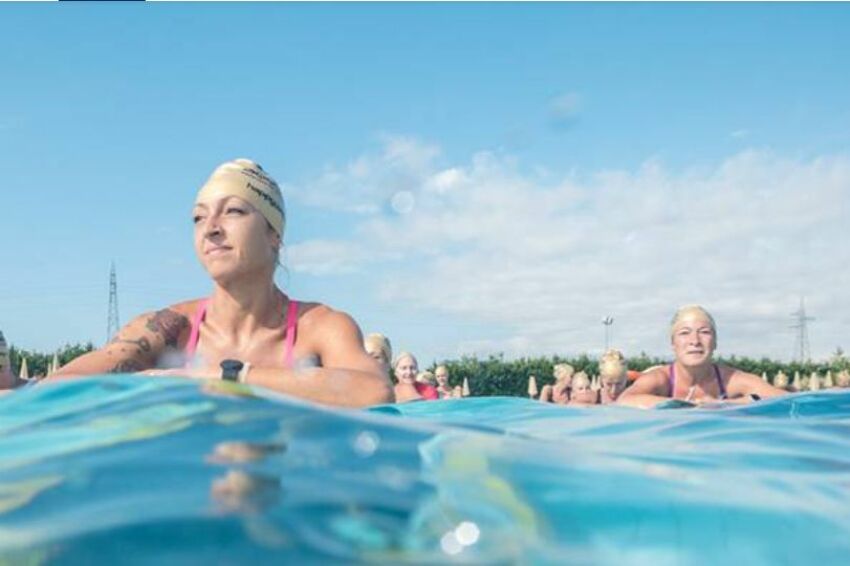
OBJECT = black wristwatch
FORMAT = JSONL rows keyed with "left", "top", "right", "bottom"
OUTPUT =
{"left": 220, "top": 359, "right": 244, "bottom": 382}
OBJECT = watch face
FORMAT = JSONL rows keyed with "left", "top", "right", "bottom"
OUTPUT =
{"left": 220, "top": 359, "right": 244, "bottom": 380}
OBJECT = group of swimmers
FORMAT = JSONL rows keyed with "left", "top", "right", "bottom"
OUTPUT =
{"left": 363, "top": 333, "right": 466, "bottom": 402}
{"left": 539, "top": 305, "right": 788, "bottom": 408}
{"left": 0, "top": 160, "right": 797, "bottom": 408}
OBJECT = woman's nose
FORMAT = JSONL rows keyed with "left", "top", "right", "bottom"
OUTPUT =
{"left": 205, "top": 218, "right": 223, "bottom": 238}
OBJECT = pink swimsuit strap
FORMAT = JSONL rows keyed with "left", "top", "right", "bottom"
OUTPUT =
{"left": 184, "top": 297, "right": 299, "bottom": 369}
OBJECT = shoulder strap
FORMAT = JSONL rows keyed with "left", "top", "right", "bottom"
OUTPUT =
{"left": 184, "top": 299, "right": 210, "bottom": 359}
{"left": 714, "top": 364, "right": 727, "bottom": 399}
{"left": 668, "top": 364, "right": 675, "bottom": 397}
{"left": 284, "top": 300, "right": 299, "bottom": 368}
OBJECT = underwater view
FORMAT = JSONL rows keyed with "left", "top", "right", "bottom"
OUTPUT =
{"left": 1, "top": 376, "right": 848, "bottom": 565}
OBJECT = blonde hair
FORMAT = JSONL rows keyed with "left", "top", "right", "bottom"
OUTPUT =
{"left": 393, "top": 351, "right": 418, "bottom": 370}
{"left": 670, "top": 305, "right": 716, "bottom": 338}
{"left": 417, "top": 371, "right": 436, "bottom": 385}
{"left": 435, "top": 365, "right": 448, "bottom": 375}
{"left": 572, "top": 371, "right": 591, "bottom": 390}
{"left": 553, "top": 363, "right": 575, "bottom": 383}
{"left": 364, "top": 333, "right": 392, "bottom": 364}
{"left": 599, "top": 349, "right": 627, "bottom": 384}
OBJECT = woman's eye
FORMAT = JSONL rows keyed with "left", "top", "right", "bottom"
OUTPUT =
{"left": 226, "top": 207, "right": 245, "bottom": 215}
{"left": 192, "top": 215, "right": 204, "bottom": 224}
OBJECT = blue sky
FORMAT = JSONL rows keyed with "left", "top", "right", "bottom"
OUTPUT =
{"left": 1, "top": 3, "right": 849, "bottom": 364}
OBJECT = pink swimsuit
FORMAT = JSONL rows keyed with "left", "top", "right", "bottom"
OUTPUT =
{"left": 184, "top": 298, "right": 299, "bottom": 368}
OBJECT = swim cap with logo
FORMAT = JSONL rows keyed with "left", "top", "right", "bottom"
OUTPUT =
{"left": 196, "top": 159, "right": 286, "bottom": 237}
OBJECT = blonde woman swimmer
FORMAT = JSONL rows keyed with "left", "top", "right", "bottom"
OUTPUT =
{"left": 539, "top": 363, "right": 574, "bottom": 404}
{"left": 434, "top": 365, "right": 454, "bottom": 399}
{"left": 50, "top": 159, "right": 392, "bottom": 407}
{"left": 568, "top": 372, "right": 598, "bottom": 406}
{"left": 618, "top": 305, "right": 786, "bottom": 409}
{"left": 599, "top": 349, "right": 629, "bottom": 404}
{"left": 393, "top": 352, "right": 438, "bottom": 402}
{"left": 364, "top": 333, "right": 393, "bottom": 378}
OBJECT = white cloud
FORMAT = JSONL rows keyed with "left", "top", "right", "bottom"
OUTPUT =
{"left": 284, "top": 134, "right": 441, "bottom": 215}
{"left": 289, "top": 137, "right": 850, "bottom": 361}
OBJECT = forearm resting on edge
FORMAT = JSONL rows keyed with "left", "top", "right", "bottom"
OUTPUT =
{"left": 616, "top": 393, "right": 671, "bottom": 409}
{"left": 243, "top": 366, "right": 394, "bottom": 408}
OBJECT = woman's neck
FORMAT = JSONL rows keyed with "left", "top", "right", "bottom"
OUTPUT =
{"left": 209, "top": 278, "right": 285, "bottom": 337}
{"left": 673, "top": 360, "right": 715, "bottom": 385}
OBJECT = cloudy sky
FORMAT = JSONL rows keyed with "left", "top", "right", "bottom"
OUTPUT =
{"left": 1, "top": 3, "right": 848, "bottom": 364}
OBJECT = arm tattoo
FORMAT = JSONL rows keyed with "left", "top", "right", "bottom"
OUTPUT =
{"left": 111, "top": 336, "right": 152, "bottom": 354}
{"left": 108, "top": 359, "right": 145, "bottom": 374}
{"left": 145, "top": 309, "right": 190, "bottom": 348}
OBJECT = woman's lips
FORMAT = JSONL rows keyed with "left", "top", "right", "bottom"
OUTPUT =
{"left": 205, "top": 246, "right": 232, "bottom": 255}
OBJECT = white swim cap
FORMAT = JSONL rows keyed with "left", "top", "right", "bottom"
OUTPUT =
{"left": 196, "top": 159, "right": 285, "bottom": 237}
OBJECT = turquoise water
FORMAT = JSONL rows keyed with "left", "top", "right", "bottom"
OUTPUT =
{"left": 1, "top": 377, "right": 849, "bottom": 564}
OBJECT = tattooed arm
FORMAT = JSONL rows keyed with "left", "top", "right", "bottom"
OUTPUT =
{"left": 49, "top": 306, "right": 191, "bottom": 378}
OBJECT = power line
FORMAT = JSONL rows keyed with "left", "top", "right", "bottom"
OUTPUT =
{"left": 107, "top": 262, "right": 120, "bottom": 344}
{"left": 789, "top": 296, "right": 814, "bottom": 362}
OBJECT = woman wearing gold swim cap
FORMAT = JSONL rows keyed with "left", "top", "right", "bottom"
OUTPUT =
{"left": 51, "top": 159, "right": 394, "bottom": 407}
{"left": 617, "top": 305, "right": 787, "bottom": 409}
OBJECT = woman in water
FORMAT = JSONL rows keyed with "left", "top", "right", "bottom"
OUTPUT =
{"left": 567, "top": 371, "right": 598, "bottom": 406}
{"left": 50, "top": 159, "right": 393, "bottom": 408}
{"left": 617, "top": 305, "right": 787, "bottom": 408}
{"left": 392, "top": 352, "right": 438, "bottom": 402}
{"left": 434, "top": 365, "right": 454, "bottom": 399}
{"left": 364, "top": 333, "right": 393, "bottom": 378}
{"left": 539, "top": 363, "right": 574, "bottom": 404}
{"left": 598, "top": 349, "right": 629, "bottom": 404}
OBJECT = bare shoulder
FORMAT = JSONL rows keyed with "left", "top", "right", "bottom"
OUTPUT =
{"left": 640, "top": 366, "right": 670, "bottom": 384}
{"left": 115, "top": 299, "right": 202, "bottom": 349}
{"left": 297, "top": 302, "right": 361, "bottom": 339}
{"left": 720, "top": 363, "right": 776, "bottom": 396}
{"left": 622, "top": 366, "right": 669, "bottom": 396}
{"left": 167, "top": 298, "right": 206, "bottom": 318}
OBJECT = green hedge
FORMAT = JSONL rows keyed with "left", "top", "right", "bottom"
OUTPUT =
{"left": 6, "top": 343, "right": 95, "bottom": 377}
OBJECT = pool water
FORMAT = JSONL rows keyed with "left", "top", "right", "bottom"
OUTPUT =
{"left": 1, "top": 376, "right": 848, "bottom": 564}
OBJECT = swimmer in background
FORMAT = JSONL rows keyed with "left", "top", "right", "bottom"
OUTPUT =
{"left": 538, "top": 363, "right": 574, "bottom": 404}
{"left": 568, "top": 371, "right": 598, "bottom": 406}
{"left": 617, "top": 305, "right": 787, "bottom": 409}
{"left": 46, "top": 159, "right": 392, "bottom": 407}
{"left": 598, "top": 349, "right": 629, "bottom": 404}
{"left": 364, "top": 333, "right": 393, "bottom": 378}
{"left": 434, "top": 365, "right": 454, "bottom": 399}
{"left": 416, "top": 370, "right": 436, "bottom": 387}
{"left": 393, "top": 352, "right": 438, "bottom": 402}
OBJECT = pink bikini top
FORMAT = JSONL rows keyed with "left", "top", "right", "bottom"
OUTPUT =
{"left": 184, "top": 298, "right": 299, "bottom": 368}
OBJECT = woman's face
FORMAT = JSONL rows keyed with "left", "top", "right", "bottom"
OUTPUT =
{"left": 571, "top": 382, "right": 597, "bottom": 404}
{"left": 394, "top": 355, "right": 418, "bottom": 384}
{"left": 671, "top": 315, "right": 716, "bottom": 368}
{"left": 365, "top": 345, "right": 390, "bottom": 375}
{"left": 435, "top": 367, "right": 449, "bottom": 386}
{"left": 600, "top": 375, "right": 627, "bottom": 402}
{"left": 193, "top": 196, "right": 279, "bottom": 284}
